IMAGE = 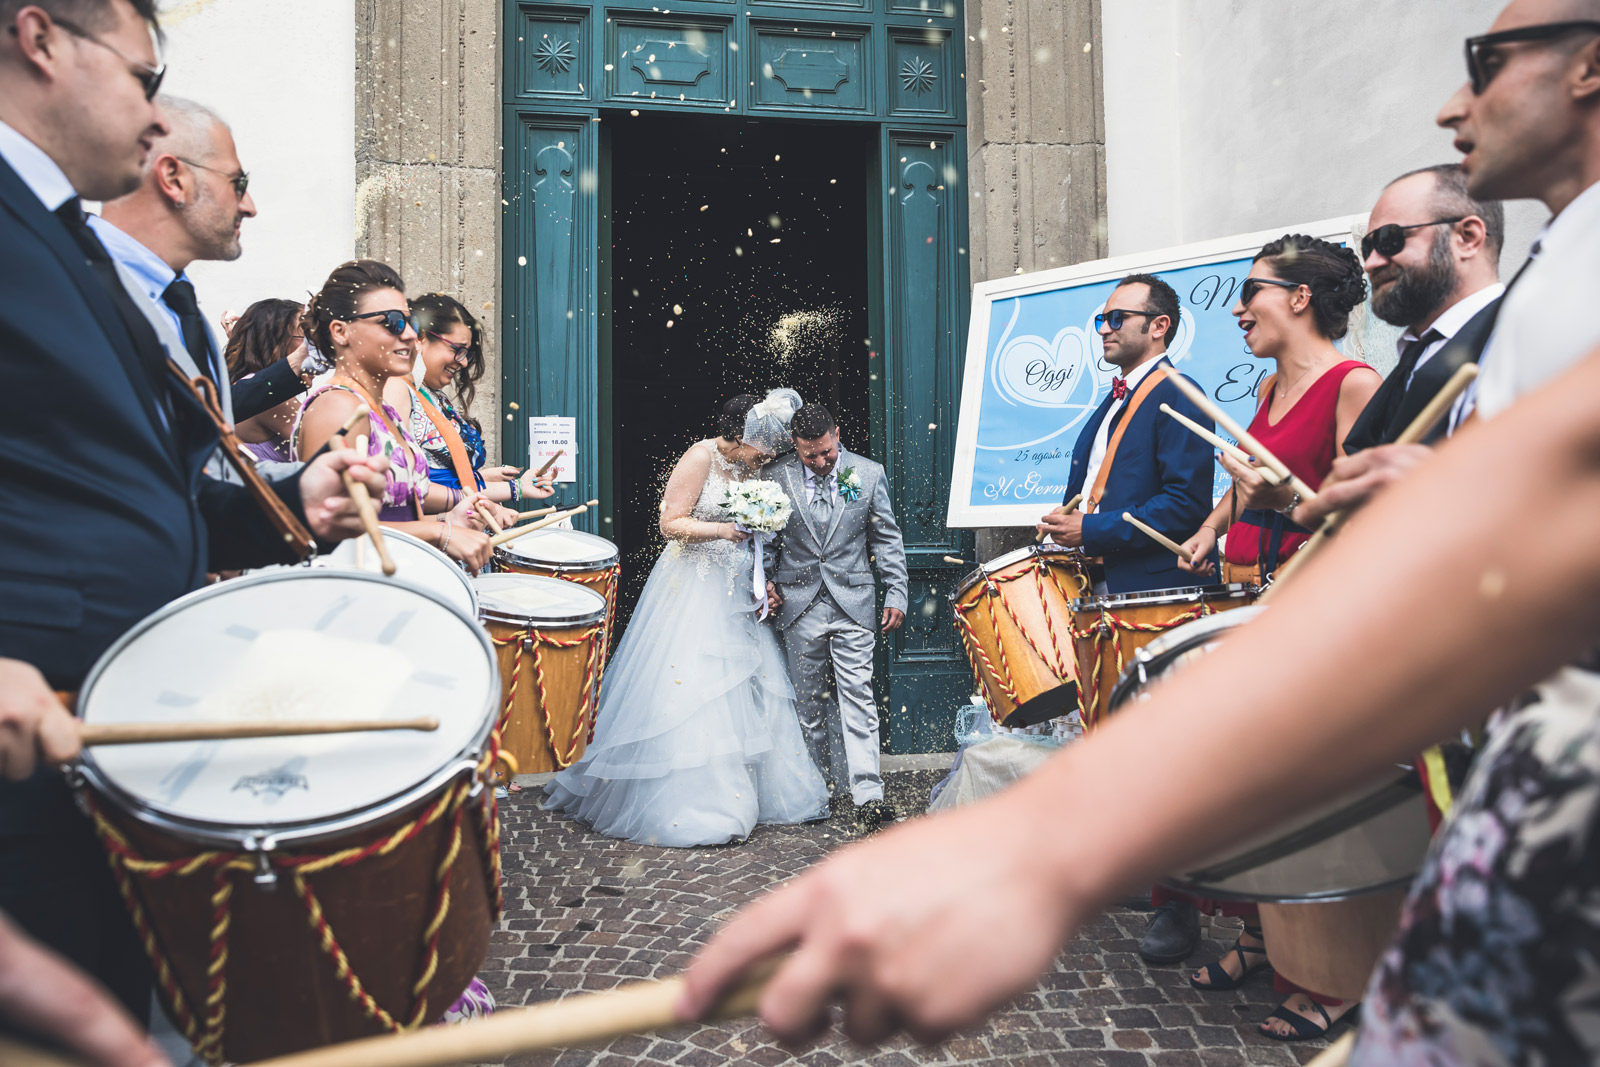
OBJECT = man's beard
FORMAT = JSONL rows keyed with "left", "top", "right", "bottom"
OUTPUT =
{"left": 1370, "top": 230, "right": 1458, "bottom": 328}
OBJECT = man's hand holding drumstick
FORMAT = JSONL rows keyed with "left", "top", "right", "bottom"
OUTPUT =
{"left": 1035, "top": 493, "right": 1085, "bottom": 547}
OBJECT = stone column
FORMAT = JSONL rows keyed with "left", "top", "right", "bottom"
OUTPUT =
{"left": 964, "top": 0, "right": 1107, "bottom": 560}
{"left": 355, "top": 0, "right": 505, "bottom": 456}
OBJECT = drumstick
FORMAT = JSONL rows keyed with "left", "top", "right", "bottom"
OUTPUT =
{"left": 1160, "top": 404, "right": 1284, "bottom": 486}
{"left": 0, "top": 1035, "right": 81, "bottom": 1067}
{"left": 1166, "top": 375, "right": 1319, "bottom": 504}
{"left": 489, "top": 500, "right": 599, "bottom": 547}
{"left": 330, "top": 418, "right": 397, "bottom": 577}
{"left": 251, "top": 961, "right": 779, "bottom": 1067}
{"left": 1262, "top": 364, "right": 1478, "bottom": 597}
{"left": 1035, "top": 493, "right": 1084, "bottom": 544}
{"left": 473, "top": 497, "right": 504, "bottom": 535}
{"left": 532, "top": 448, "right": 564, "bottom": 479}
{"left": 1121, "top": 512, "right": 1193, "bottom": 562}
{"left": 515, "top": 505, "right": 559, "bottom": 522}
{"left": 943, "top": 555, "right": 966, "bottom": 565}
{"left": 79, "top": 717, "right": 440, "bottom": 746}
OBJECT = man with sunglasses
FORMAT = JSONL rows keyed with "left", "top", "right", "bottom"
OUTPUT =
{"left": 1036, "top": 274, "right": 1214, "bottom": 603}
{"left": 0, "top": 3, "right": 386, "bottom": 1059}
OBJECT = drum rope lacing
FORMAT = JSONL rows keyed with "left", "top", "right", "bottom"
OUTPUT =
{"left": 491, "top": 621, "right": 604, "bottom": 767}
{"left": 1069, "top": 603, "right": 1219, "bottom": 729}
{"left": 952, "top": 556, "right": 1088, "bottom": 722}
{"left": 83, "top": 747, "right": 505, "bottom": 1065}
{"left": 499, "top": 562, "right": 618, "bottom": 742}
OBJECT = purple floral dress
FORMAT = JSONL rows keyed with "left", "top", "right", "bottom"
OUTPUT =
{"left": 291, "top": 383, "right": 431, "bottom": 521}
{"left": 1351, "top": 655, "right": 1600, "bottom": 1066}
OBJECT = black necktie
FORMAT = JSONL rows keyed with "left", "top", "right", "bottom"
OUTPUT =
{"left": 162, "top": 278, "right": 216, "bottom": 385}
{"left": 1375, "top": 328, "right": 1441, "bottom": 439}
{"left": 54, "top": 198, "right": 174, "bottom": 423}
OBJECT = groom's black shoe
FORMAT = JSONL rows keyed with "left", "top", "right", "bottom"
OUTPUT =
{"left": 1138, "top": 898, "right": 1201, "bottom": 964}
{"left": 854, "top": 798, "right": 899, "bottom": 833}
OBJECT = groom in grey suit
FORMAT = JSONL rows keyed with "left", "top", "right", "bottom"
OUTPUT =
{"left": 765, "top": 404, "right": 908, "bottom": 827}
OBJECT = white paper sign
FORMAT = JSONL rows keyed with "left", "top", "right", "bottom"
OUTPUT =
{"left": 528, "top": 416, "right": 577, "bottom": 484}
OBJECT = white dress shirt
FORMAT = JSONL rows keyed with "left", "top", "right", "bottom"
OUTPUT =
{"left": 1457, "top": 180, "right": 1600, "bottom": 427}
{"left": 0, "top": 118, "right": 77, "bottom": 211}
{"left": 1397, "top": 282, "right": 1504, "bottom": 388}
{"left": 1077, "top": 355, "right": 1161, "bottom": 510}
{"left": 84, "top": 214, "right": 219, "bottom": 383}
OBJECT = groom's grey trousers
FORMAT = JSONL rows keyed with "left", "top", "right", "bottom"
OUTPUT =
{"left": 781, "top": 590, "right": 882, "bottom": 804}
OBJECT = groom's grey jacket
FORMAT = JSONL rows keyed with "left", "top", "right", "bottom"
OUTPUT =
{"left": 766, "top": 450, "right": 909, "bottom": 631}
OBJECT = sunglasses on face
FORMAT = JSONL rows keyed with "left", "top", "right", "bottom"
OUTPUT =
{"left": 1360, "top": 216, "right": 1467, "bottom": 259}
{"left": 347, "top": 309, "right": 417, "bottom": 338}
{"left": 43, "top": 17, "right": 166, "bottom": 100}
{"left": 1094, "top": 309, "right": 1158, "bottom": 331}
{"left": 1464, "top": 20, "right": 1600, "bottom": 94}
{"left": 178, "top": 157, "right": 249, "bottom": 199}
{"left": 428, "top": 332, "right": 472, "bottom": 362}
{"left": 1238, "top": 277, "right": 1303, "bottom": 307}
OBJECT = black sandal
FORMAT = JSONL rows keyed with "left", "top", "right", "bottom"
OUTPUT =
{"left": 1187, "top": 925, "right": 1267, "bottom": 991}
{"left": 1259, "top": 999, "right": 1359, "bottom": 1042}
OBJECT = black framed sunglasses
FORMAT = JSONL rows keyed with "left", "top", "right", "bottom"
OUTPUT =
{"left": 1465, "top": 20, "right": 1600, "bottom": 94}
{"left": 347, "top": 309, "right": 418, "bottom": 337}
{"left": 1094, "top": 309, "right": 1159, "bottom": 331}
{"left": 1360, "top": 216, "right": 1467, "bottom": 259}
{"left": 42, "top": 17, "right": 166, "bottom": 100}
{"left": 428, "top": 331, "right": 472, "bottom": 361}
{"left": 177, "top": 157, "right": 249, "bottom": 199}
{"left": 1238, "top": 277, "right": 1303, "bottom": 307}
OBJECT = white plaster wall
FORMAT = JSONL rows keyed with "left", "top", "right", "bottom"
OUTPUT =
{"left": 153, "top": 0, "right": 356, "bottom": 332}
{"left": 1102, "top": 1, "right": 1546, "bottom": 276}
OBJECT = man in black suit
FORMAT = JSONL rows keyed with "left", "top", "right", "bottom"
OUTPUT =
{"left": 0, "top": 0, "right": 384, "bottom": 1054}
{"left": 1298, "top": 165, "right": 1503, "bottom": 527}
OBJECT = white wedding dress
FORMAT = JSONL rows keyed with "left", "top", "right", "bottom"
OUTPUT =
{"left": 543, "top": 440, "right": 829, "bottom": 846}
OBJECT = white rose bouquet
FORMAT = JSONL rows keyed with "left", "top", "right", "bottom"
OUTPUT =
{"left": 721, "top": 478, "right": 793, "bottom": 618}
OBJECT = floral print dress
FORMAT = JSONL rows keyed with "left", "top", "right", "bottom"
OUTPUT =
{"left": 1351, "top": 657, "right": 1600, "bottom": 1066}
{"left": 291, "top": 383, "right": 431, "bottom": 521}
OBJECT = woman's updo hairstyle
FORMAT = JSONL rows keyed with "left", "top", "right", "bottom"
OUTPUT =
{"left": 717, "top": 395, "right": 759, "bottom": 441}
{"left": 225, "top": 298, "right": 303, "bottom": 384}
{"left": 301, "top": 259, "right": 406, "bottom": 356}
{"left": 412, "top": 292, "right": 485, "bottom": 428}
{"left": 1252, "top": 234, "right": 1368, "bottom": 341}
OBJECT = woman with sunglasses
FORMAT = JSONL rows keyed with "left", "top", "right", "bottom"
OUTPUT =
{"left": 1176, "top": 234, "right": 1379, "bottom": 1042}
{"left": 292, "top": 260, "right": 493, "bottom": 573}
{"left": 379, "top": 293, "right": 555, "bottom": 510}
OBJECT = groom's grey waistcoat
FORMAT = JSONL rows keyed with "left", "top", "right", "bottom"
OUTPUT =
{"left": 767, "top": 450, "right": 908, "bottom": 631}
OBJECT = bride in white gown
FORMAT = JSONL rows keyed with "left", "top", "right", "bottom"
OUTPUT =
{"left": 544, "top": 390, "right": 829, "bottom": 846}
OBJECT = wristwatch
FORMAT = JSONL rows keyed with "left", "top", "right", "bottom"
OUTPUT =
{"left": 1275, "top": 491, "right": 1302, "bottom": 519}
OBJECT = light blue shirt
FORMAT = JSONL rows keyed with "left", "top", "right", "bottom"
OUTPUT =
{"left": 86, "top": 214, "right": 220, "bottom": 383}
{"left": 0, "top": 118, "right": 76, "bottom": 211}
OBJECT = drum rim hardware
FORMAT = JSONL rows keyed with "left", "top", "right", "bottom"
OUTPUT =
{"left": 1069, "top": 581, "right": 1255, "bottom": 612}
{"left": 473, "top": 572, "right": 609, "bottom": 627}
{"left": 493, "top": 527, "right": 620, "bottom": 571}
{"left": 953, "top": 542, "right": 1085, "bottom": 600}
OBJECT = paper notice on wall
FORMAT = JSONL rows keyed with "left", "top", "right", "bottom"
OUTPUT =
{"left": 528, "top": 416, "right": 577, "bottom": 483}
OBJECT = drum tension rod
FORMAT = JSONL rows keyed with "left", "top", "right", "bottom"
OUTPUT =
{"left": 252, "top": 850, "right": 277, "bottom": 890}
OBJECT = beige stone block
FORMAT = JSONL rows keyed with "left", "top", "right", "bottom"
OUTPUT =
{"left": 1016, "top": 142, "right": 1105, "bottom": 271}
{"left": 462, "top": 0, "right": 501, "bottom": 171}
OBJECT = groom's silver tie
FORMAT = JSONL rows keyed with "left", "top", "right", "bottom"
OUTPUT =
{"left": 813, "top": 475, "right": 833, "bottom": 516}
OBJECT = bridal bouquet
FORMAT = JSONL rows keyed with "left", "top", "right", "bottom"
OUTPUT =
{"left": 722, "top": 479, "right": 792, "bottom": 535}
{"left": 722, "top": 479, "right": 792, "bottom": 619}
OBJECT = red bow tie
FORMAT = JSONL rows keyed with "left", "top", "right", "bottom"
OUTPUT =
{"left": 1111, "top": 377, "right": 1129, "bottom": 401}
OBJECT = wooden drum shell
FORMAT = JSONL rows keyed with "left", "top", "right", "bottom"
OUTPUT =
{"left": 1259, "top": 893, "right": 1407, "bottom": 1001}
{"left": 483, "top": 615, "right": 602, "bottom": 775}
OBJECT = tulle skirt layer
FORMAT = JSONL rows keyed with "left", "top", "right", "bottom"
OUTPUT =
{"left": 544, "top": 540, "right": 829, "bottom": 846}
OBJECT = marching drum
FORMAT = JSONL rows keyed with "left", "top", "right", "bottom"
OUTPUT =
{"left": 493, "top": 527, "right": 620, "bottom": 659}
{"left": 1108, "top": 607, "right": 1433, "bottom": 999}
{"left": 312, "top": 526, "right": 478, "bottom": 617}
{"left": 473, "top": 573, "right": 608, "bottom": 774}
{"left": 72, "top": 570, "right": 502, "bottom": 1062}
{"left": 952, "top": 545, "right": 1092, "bottom": 727}
{"left": 1070, "top": 583, "right": 1255, "bottom": 729}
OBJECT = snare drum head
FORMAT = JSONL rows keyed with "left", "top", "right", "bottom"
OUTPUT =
{"left": 473, "top": 572, "right": 607, "bottom": 627}
{"left": 315, "top": 528, "right": 477, "bottom": 617}
{"left": 495, "top": 528, "right": 618, "bottom": 569}
{"left": 76, "top": 571, "right": 497, "bottom": 841}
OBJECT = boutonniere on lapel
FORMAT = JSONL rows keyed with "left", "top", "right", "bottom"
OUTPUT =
{"left": 836, "top": 466, "right": 862, "bottom": 502}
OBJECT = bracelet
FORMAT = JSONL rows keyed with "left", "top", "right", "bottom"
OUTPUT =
{"left": 447, "top": 486, "right": 462, "bottom": 509}
{"left": 508, "top": 478, "right": 521, "bottom": 503}
{"left": 1275, "top": 491, "right": 1302, "bottom": 517}
{"left": 437, "top": 518, "right": 452, "bottom": 552}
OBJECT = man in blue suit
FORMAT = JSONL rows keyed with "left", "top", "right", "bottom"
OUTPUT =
{"left": 0, "top": 1, "right": 384, "bottom": 1054}
{"left": 1036, "top": 273, "right": 1215, "bottom": 594}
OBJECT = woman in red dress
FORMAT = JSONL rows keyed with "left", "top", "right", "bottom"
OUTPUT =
{"left": 1177, "top": 233, "right": 1381, "bottom": 1041}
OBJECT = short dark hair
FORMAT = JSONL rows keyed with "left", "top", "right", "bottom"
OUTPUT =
{"left": 301, "top": 259, "right": 406, "bottom": 356}
{"left": 1115, "top": 272, "right": 1181, "bottom": 349}
{"left": 412, "top": 292, "right": 485, "bottom": 429}
{"left": 790, "top": 403, "right": 837, "bottom": 441}
{"left": 1386, "top": 163, "right": 1505, "bottom": 259}
{"left": 1253, "top": 234, "right": 1368, "bottom": 341}
{"left": 0, "top": 0, "right": 161, "bottom": 35}
{"left": 225, "top": 298, "right": 302, "bottom": 384}
{"left": 717, "top": 395, "right": 758, "bottom": 441}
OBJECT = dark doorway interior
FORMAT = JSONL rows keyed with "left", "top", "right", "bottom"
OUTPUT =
{"left": 607, "top": 111, "right": 873, "bottom": 623}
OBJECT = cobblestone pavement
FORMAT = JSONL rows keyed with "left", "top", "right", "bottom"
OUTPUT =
{"left": 483, "top": 772, "right": 1349, "bottom": 1067}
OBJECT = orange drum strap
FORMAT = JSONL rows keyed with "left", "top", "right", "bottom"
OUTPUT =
{"left": 1068, "top": 601, "right": 1216, "bottom": 730}
{"left": 413, "top": 385, "right": 480, "bottom": 493}
{"left": 489, "top": 623, "right": 605, "bottom": 767}
{"left": 1086, "top": 368, "right": 1170, "bottom": 514}
{"left": 83, "top": 763, "right": 503, "bottom": 1066}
